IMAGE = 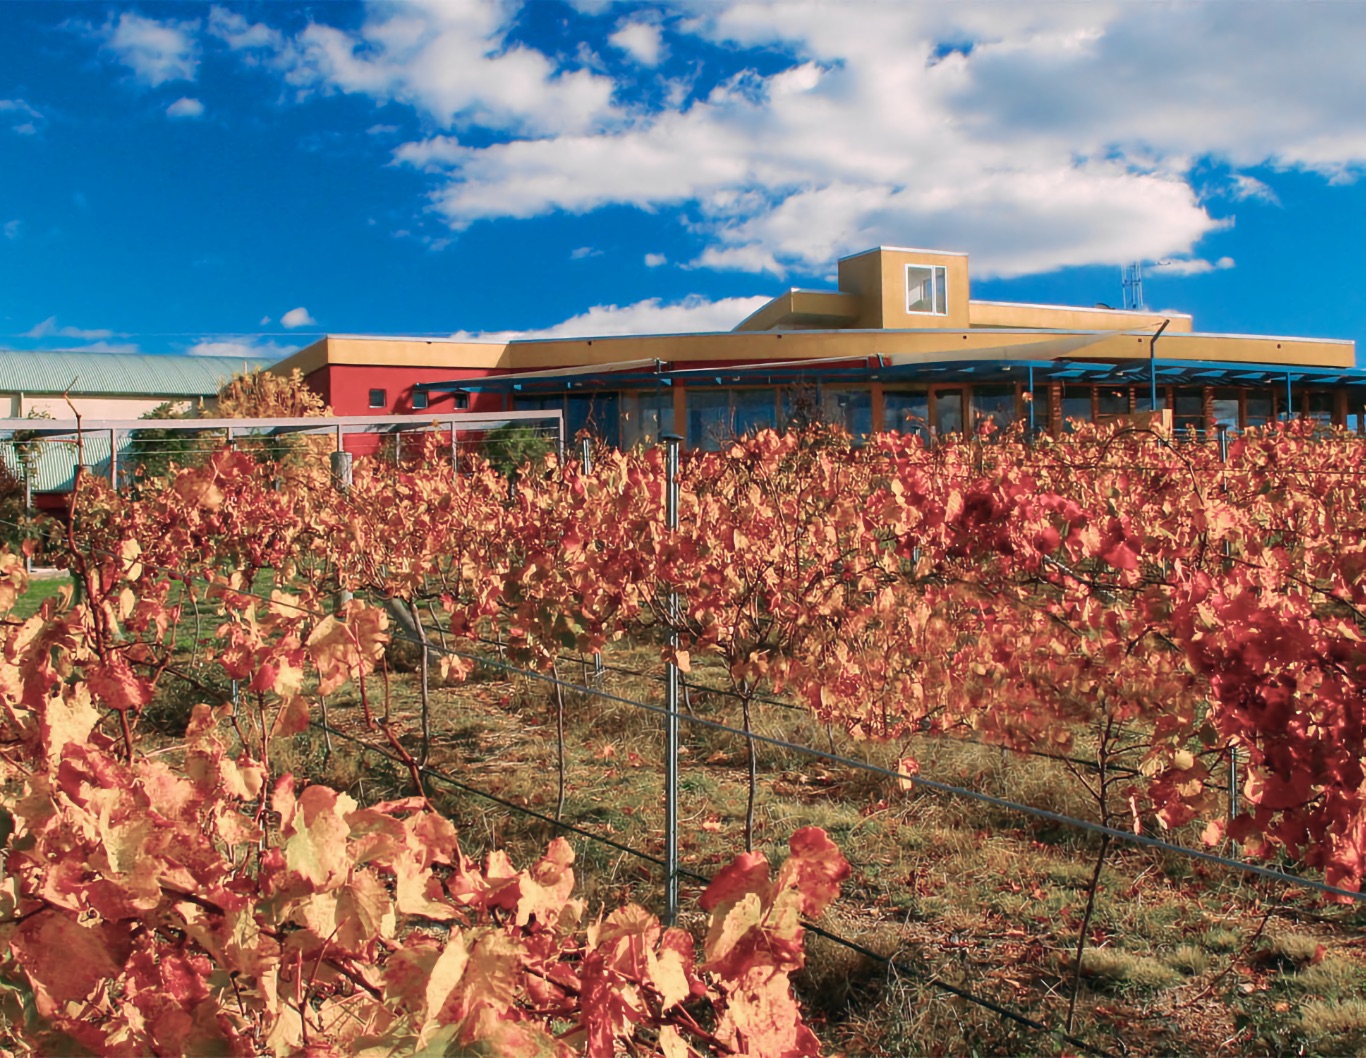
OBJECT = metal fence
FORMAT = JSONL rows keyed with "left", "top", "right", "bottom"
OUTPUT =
{"left": 0, "top": 409, "right": 565, "bottom": 494}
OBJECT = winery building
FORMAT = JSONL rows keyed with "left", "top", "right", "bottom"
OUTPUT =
{"left": 271, "top": 245, "right": 1366, "bottom": 449}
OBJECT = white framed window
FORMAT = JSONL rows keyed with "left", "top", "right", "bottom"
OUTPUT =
{"left": 905, "top": 264, "right": 948, "bottom": 315}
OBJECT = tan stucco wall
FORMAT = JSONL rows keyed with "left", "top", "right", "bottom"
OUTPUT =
{"left": 837, "top": 248, "right": 971, "bottom": 329}
{"left": 501, "top": 328, "right": 1352, "bottom": 370}
{"left": 6, "top": 395, "right": 186, "bottom": 420}
{"left": 733, "top": 290, "right": 862, "bottom": 331}
{"left": 271, "top": 326, "right": 1355, "bottom": 379}
{"left": 271, "top": 336, "right": 511, "bottom": 376}
{"left": 836, "top": 252, "right": 886, "bottom": 328}
{"left": 970, "top": 301, "right": 1194, "bottom": 333}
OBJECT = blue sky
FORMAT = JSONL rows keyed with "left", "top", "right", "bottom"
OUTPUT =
{"left": 3, "top": 1, "right": 1366, "bottom": 362}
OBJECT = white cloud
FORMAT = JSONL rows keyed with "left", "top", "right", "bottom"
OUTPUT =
{"left": 166, "top": 96, "right": 205, "bottom": 119}
{"left": 398, "top": 46, "right": 1222, "bottom": 277}
{"left": 450, "top": 294, "right": 771, "bottom": 342}
{"left": 207, "top": 6, "right": 284, "bottom": 53}
{"left": 99, "top": 12, "right": 200, "bottom": 86}
{"left": 1148, "top": 256, "right": 1235, "bottom": 277}
{"left": 221, "top": 1, "right": 1366, "bottom": 280}
{"left": 570, "top": 245, "right": 603, "bottom": 260}
{"left": 0, "top": 99, "right": 43, "bottom": 135}
{"left": 644, "top": 252, "right": 667, "bottom": 267}
{"left": 280, "top": 307, "right": 317, "bottom": 329}
{"left": 610, "top": 21, "right": 665, "bottom": 66}
{"left": 24, "top": 316, "right": 115, "bottom": 340}
{"left": 1226, "top": 174, "right": 1279, "bottom": 205}
{"left": 186, "top": 338, "right": 295, "bottom": 359}
{"left": 3, "top": 220, "right": 19, "bottom": 241}
{"left": 273, "top": 0, "right": 618, "bottom": 136}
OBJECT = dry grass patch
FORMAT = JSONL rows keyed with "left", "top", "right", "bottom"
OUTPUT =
{"left": 1163, "top": 944, "right": 1211, "bottom": 977}
{"left": 1298, "top": 999, "right": 1366, "bottom": 1054}
{"left": 1078, "top": 948, "right": 1183, "bottom": 992}
{"left": 1259, "top": 932, "right": 1326, "bottom": 972}
{"left": 1290, "top": 957, "right": 1364, "bottom": 998}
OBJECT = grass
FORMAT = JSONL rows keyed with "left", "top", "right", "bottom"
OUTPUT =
{"left": 277, "top": 633, "right": 1366, "bottom": 1058}
{"left": 8, "top": 570, "right": 69, "bottom": 621}
{"left": 28, "top": 587, "right": 1363, "bottom": 1058}
{"left": 1078, "top": 947, "right": 1184, "bottom": 992}
{"left": 1298, "top": 1000, "right": 1366, "bottom": 1055}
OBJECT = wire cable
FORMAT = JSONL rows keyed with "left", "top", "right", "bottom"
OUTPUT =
{"left": 1, "top": 516, "right": 1359, "bottom": 901}
{"left": 311, "top": 715, "right": 1120, "bottom": 1058}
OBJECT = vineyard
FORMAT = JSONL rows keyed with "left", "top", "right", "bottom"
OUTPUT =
{"left": 2, "top": 418, "right": 1366, "bottom": 1055}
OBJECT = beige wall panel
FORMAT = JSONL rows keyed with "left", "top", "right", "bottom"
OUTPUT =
{"left": 21, "top": 396, "right": 172, "bottom": 420}
{"left": 970, "top": 301, "right": 1193, "bottom": 333}
{"left": 271, "top": 337, "right": 511, "bottom": 377}
{"left": 837, "top": 252, "right": 886, "bottom": 327}
{"left": 878, "top": 249, "right": 971, "bottom": 330}
{"left": 503, "top": 328, "right": 1354, "bottom": 370}
{"left": 268, "top": 326, "right": 1354, "bottom": 379}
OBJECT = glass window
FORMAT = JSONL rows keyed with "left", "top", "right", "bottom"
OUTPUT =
{"left": 1211, "top": 388, "right": 1240, "bottom": 431}
{"left": 905, "top": 264, "right": 948, "bottom": 315}
{"left": 1306, "top": 391, "right": 1335, "bottom": 425}
{"left": 1025, "top": 386, "right": 1050, "bottom": 436}
{"left": 621, "top": 391, "right": 674, "bottom": 448}
{"left": 566, "top": 392, "right": 619, "bottom": 449}
{"left": 732, "top": 389, "right": 777, "bottom": 437}
{"left": 884, "top": 390, "right": 929, "bottom": 440}
{"left": 934, "top": 388, "right": 964, "bottom": 436}
{"left": 685, "top": 389, "right": 776, "bottom": 450}
{"left": 1174, "top": 389, "right": 1204, "bottom": 434}
{"left": 972, "top": 385, "right": 1017, "bottom": 433}
{"left": 1061, "top": 386, "right": 1091, "bottom": 431}
{"left": 1096, "top": 388, "right": 1129, "bottom": 419}
{"left": 368, "top": 389, "right": 387, "bottom": 409}
{"left": 513, "top": 395, "right": 560, "bottom": 412}
{"left": 686, "top": 391, "right": 730, "bottom": 451}
{"left": 820, "top": 388, "right": 873, "bottom": 439}
{"left": 1245, "top": 392, "right": 1273, "bottom": 428}
{"left": 412, "top": 390, "right": 430, "bottom": 410}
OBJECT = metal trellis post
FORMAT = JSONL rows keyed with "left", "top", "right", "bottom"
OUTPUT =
{"left": 582, "top": 438, "right": 606, "bottom": 685}
{"left": 1216, "top": 422, "right": 1240, "bottom": 852}
{"left": 661, "top": 432, "right": 682, "bottom": 925}
{"left": 330, "top": 450, "right": 354, "bottom": 611}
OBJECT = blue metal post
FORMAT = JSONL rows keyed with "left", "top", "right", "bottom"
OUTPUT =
{"left": 1149, "top": 319, "right": 1170, "bottom": 412}
{"left": 660, "top": 432, "right": 682, "bottom": 925}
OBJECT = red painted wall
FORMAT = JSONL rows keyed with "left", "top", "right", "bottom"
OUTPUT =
{"left": 307, "top": 365, "right": 508, "bottom": 416}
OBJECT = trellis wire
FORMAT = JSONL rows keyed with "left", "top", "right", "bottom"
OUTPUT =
{"left": 0, "top": 513, "right": 1359, "bottom": 903}
{"left": 367, "top": 626, "right": 1366, "bottom": 903}
{"left": 1, "top": 519, "right": 1340, "bottom": 1057}
{"left": 309, "top": 716, "right": 1119, "bottom": 1058}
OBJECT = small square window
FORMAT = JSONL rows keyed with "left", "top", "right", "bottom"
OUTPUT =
{"left": 412, "top": 390, "right": 430, "bottom": 410}
{"left": 368, "top": 388, "right": 387, "bottom": 409}
{"left": 906, "top": 264, "right": 948, "bottom": 315}
{"left": 453, "top": 391, "right": 469, "bottom": 410}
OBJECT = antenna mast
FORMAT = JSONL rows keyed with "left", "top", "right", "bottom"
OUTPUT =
{"left": 1121, "top": 262, "right": 1145, "bottom": 311}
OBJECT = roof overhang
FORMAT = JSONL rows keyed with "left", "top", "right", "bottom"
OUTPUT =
{"left": 422, "top": 353, "right": 1366, "bottom": 395}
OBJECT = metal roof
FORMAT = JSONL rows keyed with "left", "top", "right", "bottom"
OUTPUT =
{"left": 0, "top": 350, "right": 277, "bottom": 397}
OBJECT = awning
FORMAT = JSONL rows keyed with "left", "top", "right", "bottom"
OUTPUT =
{"left": 419, "top": 348, "right": 1366, "bottom": 395}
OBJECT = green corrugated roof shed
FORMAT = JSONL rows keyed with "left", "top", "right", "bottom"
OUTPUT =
{"left": 0, "top": 350, "right": 278, "bottom": 397}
